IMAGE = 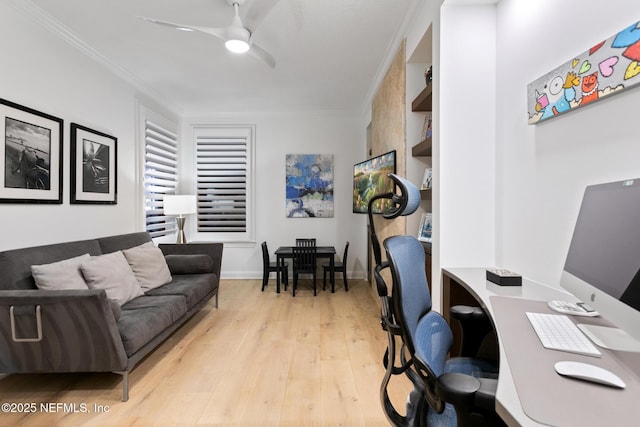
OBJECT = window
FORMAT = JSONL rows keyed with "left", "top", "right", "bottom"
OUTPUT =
{"left": 143, "top": 115, "right": 179, "bottom": 238}
{"left": 194, "top": 125, "right": 254, "bottom": 242}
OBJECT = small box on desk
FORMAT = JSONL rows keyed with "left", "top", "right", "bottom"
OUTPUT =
{"left": 486, "top": 268, "right": 522, "bottom": 286}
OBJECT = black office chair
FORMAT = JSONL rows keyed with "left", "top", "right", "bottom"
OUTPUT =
{"left": 368, "top": 174, "right": 502, "bottom": 427}
{"left": 292, "top": 241, "right": 318, "bottom": 296}
{"left": 322, "top": 241, "right": 349, "bottom": 291}
{"left": 261, "top": 242, "right": 288, "bottom": 292}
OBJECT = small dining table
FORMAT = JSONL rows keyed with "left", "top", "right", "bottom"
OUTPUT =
{"left": 274, "top": 246, "right": 337, "bottom": 293}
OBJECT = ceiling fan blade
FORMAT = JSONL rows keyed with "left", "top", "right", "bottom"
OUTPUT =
{"left": 243, "top": 0, "right": 282, "bottom": 32}
{"left": 248, "top": 42, "right": 276, "bottom": 68}
{"left": 139, "top": 17, "right": 226, "bottom": 41}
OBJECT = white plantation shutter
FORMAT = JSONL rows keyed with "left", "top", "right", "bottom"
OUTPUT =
{"left": 144, "top": 118, "right": 179, "bottom": 238}
{"left": 194, "top": 125, "right": 254, "bottom": 240}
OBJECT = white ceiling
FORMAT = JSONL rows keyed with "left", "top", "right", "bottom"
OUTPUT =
{"left": 19, "top": 0, "right": 417, "bottom": 114}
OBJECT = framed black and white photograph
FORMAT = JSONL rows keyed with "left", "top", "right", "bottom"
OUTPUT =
{"left": 70, "top": 123, "right": 117, "bottom": 204}
{"left": 1, "top": 97, "right": 63, "bottom": 204}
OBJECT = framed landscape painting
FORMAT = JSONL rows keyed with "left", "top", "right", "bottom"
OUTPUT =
{"left": 70, "top": 123, "right": 117, "bottom": 204}
{"left": 352, "top": 150, "right": 396, "bottom": 214}
{"left": 1, "top": 97, "right": 63, "bottom": 204}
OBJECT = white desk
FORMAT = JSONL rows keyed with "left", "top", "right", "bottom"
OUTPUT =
{"left": 442, "top": 267, "right": 640, "bottom": 426}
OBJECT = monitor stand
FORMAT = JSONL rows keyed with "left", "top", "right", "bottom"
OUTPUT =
{"left": 577, "top": 324, "right": 640, "bottom": 352}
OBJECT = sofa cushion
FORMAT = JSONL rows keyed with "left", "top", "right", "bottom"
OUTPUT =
{"left": 145, "top": 273, "right": 217, "bottom": 310}
{"left": 0, "top": 239, "right": 102, "bottom": 291}
{"left": 122, "top": 242, "right": 172, "bottom": 291}
{"left": 31, "top": 253, "right": 91, "bottom": 290}
{"left": 164, "top": 254, "right": 213, "bottom": 275}
{"left": 97, "top": 232, "right": 152, "bottom": 254}
{"left": 81, "top": 251, "right": 144, "bottom": 306}
{"left": 118, "top": 295, "right": 187, "bottom": 356}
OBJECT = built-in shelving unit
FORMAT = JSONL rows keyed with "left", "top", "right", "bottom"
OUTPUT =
{"left": 411, "top": 81, "right": 433, "bottom": 201}
{"left": 412, "top": 137, "right": 432, "bottom": 157}
{"left": 410, "top": 76, "right": 433, "bottom": 288}
{"left": 411, "top": 82, "right": 433, "bottom": 111}
{"left": 420, "top": 188, "right": 432, "bottom": 200}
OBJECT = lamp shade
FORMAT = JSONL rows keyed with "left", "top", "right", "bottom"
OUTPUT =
{"left": 164, "top": 195, "right": 197, "bottom": 216}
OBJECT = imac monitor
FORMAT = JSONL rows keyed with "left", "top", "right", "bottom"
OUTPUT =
{"left": 560, "top": 178, "right": 640, "bottom": 351}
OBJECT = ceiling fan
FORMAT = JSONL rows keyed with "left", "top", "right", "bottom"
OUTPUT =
{"left": 140, "top": 0, "right": 278, "bottom": 68}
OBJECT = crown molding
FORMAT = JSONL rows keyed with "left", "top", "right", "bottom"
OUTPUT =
{"left": 10, "top": 0, "right": 183, "bottom": 114}
{"left": 360, "top": 0, "right": 422, "bottom": 115}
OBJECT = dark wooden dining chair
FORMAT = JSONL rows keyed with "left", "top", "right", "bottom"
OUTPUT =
{"left": 261, "top": 242, "right": 288, "bottom": 292}
{"left": 292, "top": 241, "right": 318, "bottom": 296}
{"left": 323, "top": 241, "right": 349, "bottom": 291}
{"left": 295, "top": 238, "right": 316, "bottom": 247}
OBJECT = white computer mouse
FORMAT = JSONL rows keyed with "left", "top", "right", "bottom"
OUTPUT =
{"left": 554, "top": 361, "right": 626, "bottom": 389}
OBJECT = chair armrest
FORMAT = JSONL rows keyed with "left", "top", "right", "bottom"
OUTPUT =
{"left": 450, "top": 305, "right": 488, "bottom": 322}
{"left": 0, "top": 289, "right": 128, "bottom": 373}
{"left": 450, "top": 305, "right": 494, "bottom": 358}
{"left": 437, "top": 372, "right": 481, "bottom": 408}
{"left": 437, "top": 373, "right": 500, "bottom": 425}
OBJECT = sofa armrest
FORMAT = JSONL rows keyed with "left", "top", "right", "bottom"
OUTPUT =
{"left": 0, "top": 289, "right": 128, "bottom": 373}
{"left": 159, "top": 243, "right": 223, "bottom": 277}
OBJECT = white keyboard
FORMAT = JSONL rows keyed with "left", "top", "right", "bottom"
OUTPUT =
{"left": 526, "top": 312, "right": 601, "bottom": 357}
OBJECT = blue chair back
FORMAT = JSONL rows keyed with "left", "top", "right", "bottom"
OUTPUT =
{"left": 384, "top": 235, "right": 431, "bottom": 353}
{"left": 414, "top": 311, "right": 454, "bottom": 378}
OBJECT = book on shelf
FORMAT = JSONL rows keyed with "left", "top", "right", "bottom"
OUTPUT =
{"left": 421, "top": 168, "right": 433, "bottom": 190}
{"left": 418, "top": 212, "right": 432, "bottom": 243}
{"left": 421, "top": 113, "right": 432, "bottom": 140}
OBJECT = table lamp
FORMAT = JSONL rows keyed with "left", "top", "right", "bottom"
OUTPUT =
{"left": 164, "top": 195, "right": 197, "bottom": 244}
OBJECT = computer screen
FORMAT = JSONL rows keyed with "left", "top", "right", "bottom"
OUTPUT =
{"left": 560, "top": 178, "right": 640, "bottom": 351}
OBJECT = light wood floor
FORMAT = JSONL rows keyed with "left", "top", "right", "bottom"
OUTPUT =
{"left": 0, "top": 279, "right": 411, "bottom": 426}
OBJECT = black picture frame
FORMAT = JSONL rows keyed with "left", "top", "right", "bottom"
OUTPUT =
{"left": 70, "top": 123, "right": 117, "bottom": 204}
{"left": 1, "top": 97, "right": 63, "bottom": 204}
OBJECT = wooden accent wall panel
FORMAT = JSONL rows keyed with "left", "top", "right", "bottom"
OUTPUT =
{"left": 369, "top": 40, "right": 407, "bottom": 289}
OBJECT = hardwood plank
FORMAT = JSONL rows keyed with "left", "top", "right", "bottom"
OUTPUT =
{"left": 0, "top": 279, "right": 409, "bottom": 425}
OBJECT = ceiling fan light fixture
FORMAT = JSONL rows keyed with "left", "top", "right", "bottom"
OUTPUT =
{"left": 225, "top": 38, "right": 250, "bottom": 53}
{"left": 224, "top": 25, "right": 251, "bottom": 53}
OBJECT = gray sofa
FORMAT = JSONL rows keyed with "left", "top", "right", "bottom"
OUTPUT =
{"left": 0, "top": 232, "right": 222, "bottom": 401}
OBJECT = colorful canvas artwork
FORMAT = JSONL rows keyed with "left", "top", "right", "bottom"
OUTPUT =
{"left": 285, "top": 154, "right": 333, "bottom": 218}
{"left": 528, "top": 20, "right": 640, "bottom": 124}
{"left": 352, "top": 150, "right": 396, "bottom": 214}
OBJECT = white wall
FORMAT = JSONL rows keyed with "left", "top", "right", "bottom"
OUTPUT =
{"left": 0, "top": 2, "right": 170, "bottom": 251}
{"left": 495, "top": 0, "right": 640, "bottom": 287}
{"left": 438, "top": 4, "right": 497, "bottom": 301}
{"left": 181, "top": 112, "right": 366, "bottom": 279}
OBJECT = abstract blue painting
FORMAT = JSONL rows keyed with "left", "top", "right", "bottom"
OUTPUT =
{"left": 285, "top": 154, "right": 333, "bottom": 218}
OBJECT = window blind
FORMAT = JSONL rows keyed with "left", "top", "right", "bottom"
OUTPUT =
{"left": 196, "top": 133, "right": 248, "bottom": 233}
{"left": 144, "top": 119, "right": 178, "bottom": 238}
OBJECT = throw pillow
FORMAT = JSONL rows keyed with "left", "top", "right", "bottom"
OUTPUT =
{"left": 31, "top": 253, "right": 91, "bottom": 290}
{"left": 122, "top": 242, "right": 172, "bottom": 291}
{"left": 164, "top": 254, "right": 213, "bottom": 275}
{"left": 80, "top": 251, "right": 143, "bottom": 305}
